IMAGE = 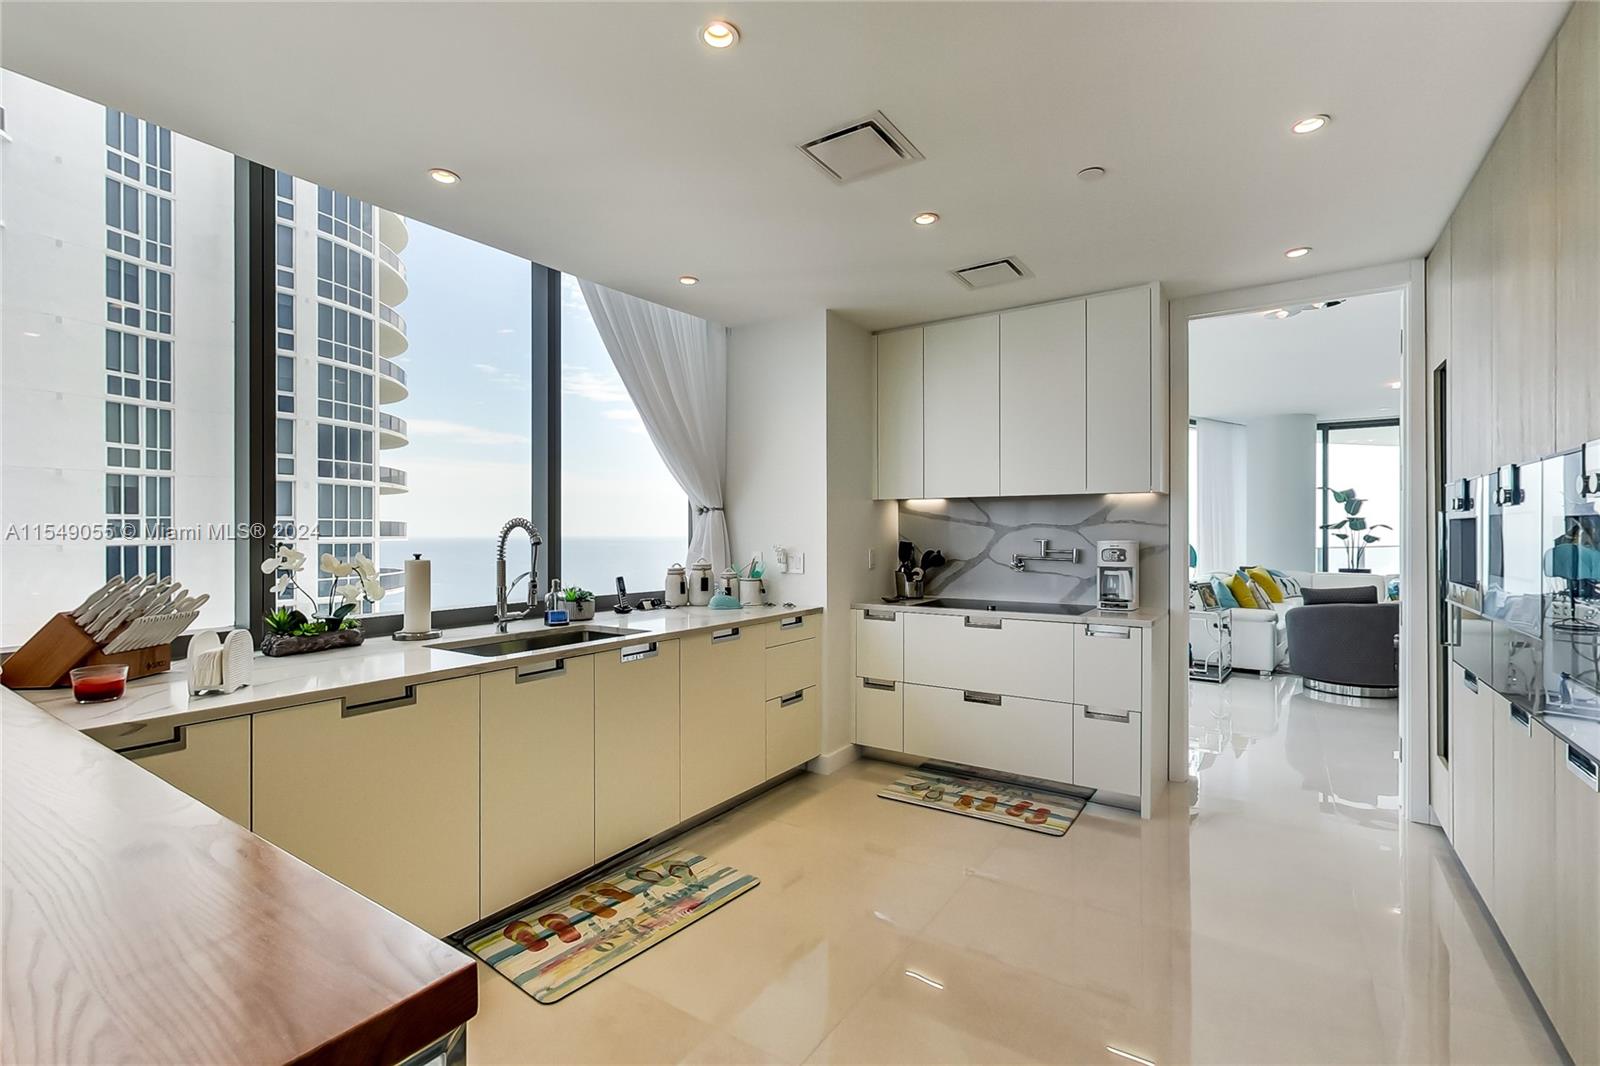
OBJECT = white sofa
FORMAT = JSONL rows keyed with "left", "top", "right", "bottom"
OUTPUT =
{"left": 1193, "top": 569, "right": 1396, "bottom": 675}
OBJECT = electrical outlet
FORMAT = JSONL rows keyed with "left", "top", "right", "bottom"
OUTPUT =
{"left": 789, "top": 552, "right": 805, "bottom": 574}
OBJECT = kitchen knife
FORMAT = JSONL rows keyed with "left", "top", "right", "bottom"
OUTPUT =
{"left": 72, "top": 577, "right": 124, "bottom": 620}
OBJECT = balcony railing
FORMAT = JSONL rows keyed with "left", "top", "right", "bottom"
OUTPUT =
{"left": 377, "top": 302, "right": 409, "bottom": 358}
{"left": 378, "top": 465, "right": 408, "bottom": 493}
{"left": 379, "top": 302, "right": 406, "bottom": 335}
{"left": 378, "top": 242, "right": 409, "bottom": 305}
{"left": 378, "top": 412, "right": 409, "bottom": 450}
{"left": 377, "top": 356, "right": 408, "bottom": 403}
{"left": 378, "top": 242, "right": 406, "bottom": 281}
{"left": 379, "top": 520, "right": 408, "bottom": 538}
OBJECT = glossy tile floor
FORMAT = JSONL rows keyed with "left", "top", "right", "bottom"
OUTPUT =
{"left": 467, "top": 674, "right": 1564, "bottom": 1064}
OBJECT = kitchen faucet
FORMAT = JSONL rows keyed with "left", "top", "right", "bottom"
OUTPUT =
{"left": 495, "top": 517, "right": 543, "bottom": 632}
{"left": 1011, "top": 538, "right": 1082, "bottom": 572}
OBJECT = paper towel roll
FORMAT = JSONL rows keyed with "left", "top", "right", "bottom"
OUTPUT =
{"left": 403, "top": 555, "right": 432, "bottom": 634}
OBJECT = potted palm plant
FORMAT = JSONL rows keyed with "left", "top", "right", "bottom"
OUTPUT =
{"left": 1320, "top": 488, "right": 1392, "bottom": 573}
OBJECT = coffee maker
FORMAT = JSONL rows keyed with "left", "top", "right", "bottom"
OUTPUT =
{"left": 1097, "top": 540, "right": 1140, "bottom": 612}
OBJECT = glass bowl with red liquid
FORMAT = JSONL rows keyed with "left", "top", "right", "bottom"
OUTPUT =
{"left": 70, "top": 664, "right": 128, "bottom": 703}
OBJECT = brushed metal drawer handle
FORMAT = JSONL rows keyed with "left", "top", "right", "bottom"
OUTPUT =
{"left": 1462, "top": 670, "right": 1479, "bottom": 693}
{"left": 515, "top": 659, "right": 566, "bottom": 683}
{"left": 1510, "top": 705, "right": 1531, "bottom": 732}
{"left": 780, "top": 690, "right": 806, "bottom": 707}
{"left": 1085, "top": 625, "right": 1131, "bottom": 639}
{"left": 780, "top": 616, "right": 806, "bottom": 629}
{"left": 861, "top": 678, "right": 897, "bottom": 692}
{"left": 963, "top": 616, "right": 1003, "bottom": 630}
{"left": 119, "top": 727, "right": 188, "bottom": 758}
{"left": 711, "top": 627, "right": 741, "bottom": 643}
{"left": 962, "top": 690, "right": 1002, "bottom": 706}
{"left": 344, "top": 684, "right": 418, "bottom": 717}
{"left": 1569, "top": 745, "right": 1600, "bottom": 791}
{"left": 620, "top": 642, "right": 659, "bottom": 663}
{"left": 1084, "top": 708, "right": 1132, "bottom": 723}
{"left": 863, "top": 609, "right": 896, "bottom": 622}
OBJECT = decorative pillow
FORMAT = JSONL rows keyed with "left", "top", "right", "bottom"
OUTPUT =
{"left": 1248, "top": 577, "right": 1277, "bottom": 610}
{"left": 1267, "top": 568, "right": 1303, "bottom": 597}
{"left": 1190, "top": 581, "right": 1220, "bottom": 611}
{"left": 1211, "top": 577, "right": 1241, "bottom": 610}
{"left": 1226, "top": 572, "right": 1262, "bottom": 609}
{"left": 1247, "top": 567, "right": 1285, "bottom": 603}
{"left": 1386, "top": 578, "right": 1401, "bottom": 601}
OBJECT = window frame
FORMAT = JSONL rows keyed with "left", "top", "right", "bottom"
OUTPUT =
{"left": 1315, "top": 416, "right": 1401, "bottom": 573}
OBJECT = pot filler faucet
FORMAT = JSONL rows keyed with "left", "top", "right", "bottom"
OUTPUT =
{"left": 1011, "top": 538, "right": 1082, "bottom": 572}
{"left": 495, "top": 517, "right": 543, "bottom": 633}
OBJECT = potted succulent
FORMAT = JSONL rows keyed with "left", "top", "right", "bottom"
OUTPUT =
{"left": 563, "top": 586, "right": 596, "bottom": 621}
{"left": 259, "top": 544, "right": 393, "bottom": 656}
{"left": 1320, "top": 487, "right": 1393, "bottom": 573}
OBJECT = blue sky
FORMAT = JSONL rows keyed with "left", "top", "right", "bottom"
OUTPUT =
{"left": 383, "top": 221, "right": 685, "bottom": 539}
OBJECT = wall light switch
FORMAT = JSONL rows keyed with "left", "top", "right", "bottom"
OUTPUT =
{"left": 867, "top": 548, "right": 877, "bottom": 570}
{"left": 789, "top": 552, "right": 805, "bottom": 575}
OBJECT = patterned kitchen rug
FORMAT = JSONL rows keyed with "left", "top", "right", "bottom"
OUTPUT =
{"left": 464, "top": 845, "right": 759, "bottom": 1004}
{"left": 877, "top": 768, "right": 1087, "bottom": 835}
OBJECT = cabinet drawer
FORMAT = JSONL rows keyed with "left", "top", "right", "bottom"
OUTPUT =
{"left": 681, "top": 625, "right": 766, "bottom": 819}
{"left": 766, "top": 612, "right": 817, "bottom": 647}
{"left": 1072, "top": 624, "right": 1143, "bottom": 711}
{"left": 595, "top": 639, "right": 681, "bottom": 860}
{"left": 767, "top": 636, "right": 820, "bottom": 700}
{"left": 766, "top": 687, "right": 820, "bottom": 777}
{"left": 855, "top": 677, "right": 904, "bottom": 751}
{"left": 1553, "top": 739, "right": 1600, "bottom": 1066}
{"left": 855, "top": 608, "right": 904, "bottom": 680}
{"left": 903, "top": 612, "right": 1073, "bottom": 701}
{"left": 1073, "top": 705, "right": 1142, "bottom": 796}
{"left": 120, "top": 715, "right": 251, "bottom": 828}
{"left": 903, "top": 683, "right": 1071, "bottom": 784}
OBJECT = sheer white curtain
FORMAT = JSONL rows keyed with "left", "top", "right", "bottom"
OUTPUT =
{"left": 578, "top": 280, "right": 732, "bottom": 572}
{"left": 1194, "top": 418, "right": 1246, "bottom": 574}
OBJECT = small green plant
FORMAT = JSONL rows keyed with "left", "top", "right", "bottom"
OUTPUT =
{"left": 563, "top": 586, "right": 594, "bottom": 603}
{"left": 1320, "top": 487, "right": 1393, "bottom": 571}
{"left": 264, "top": 607, "right": 307, "bottom": 635}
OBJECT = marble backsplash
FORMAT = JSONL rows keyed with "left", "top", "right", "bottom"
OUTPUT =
{"left": 895, "top": 495, "right": 1171, "bottom": 609}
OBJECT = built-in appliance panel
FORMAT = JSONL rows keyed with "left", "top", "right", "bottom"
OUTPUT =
{"left": 1451, "top": 604, "right": 1496, "bottom": 688}
{"left": 1544, "top": 449, "right": 1600, "bottom": 714}
{"left": 1445, "top": 476, "right": 1484, "bottom": 613}
{"left": 1487, "top": 461, "right": 1546, "bottom": 709}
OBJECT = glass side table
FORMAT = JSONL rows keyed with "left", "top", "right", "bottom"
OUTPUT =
{"left": 1189, "top": 610, "right": 1232, "bottom": 684}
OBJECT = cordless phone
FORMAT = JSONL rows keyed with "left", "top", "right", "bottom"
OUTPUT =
{"left": 612, "top": 576, "right": 633, "bottom": 614}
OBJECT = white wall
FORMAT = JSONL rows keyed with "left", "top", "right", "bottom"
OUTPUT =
{"left": 1242, "top": 414, "right": 1316, "bottom": 569}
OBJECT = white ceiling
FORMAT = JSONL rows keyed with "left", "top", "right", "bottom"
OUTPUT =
{"left": 1189, "top": 289, "right": 1405, "bottom": 422}
{"left": 2, "top": 2, "right": 1566, "bottom": 330}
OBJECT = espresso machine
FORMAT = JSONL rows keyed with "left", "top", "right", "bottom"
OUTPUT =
{"left": 1097, "top": 540, "right": 1140, "bottom": 612}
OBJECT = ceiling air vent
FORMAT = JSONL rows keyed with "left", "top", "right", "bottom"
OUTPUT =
{"left": 950, "top": 257, "right": 1031, "bottom": 290}
{"left": 798, "top": 111, "right": 923, "bottom": 184}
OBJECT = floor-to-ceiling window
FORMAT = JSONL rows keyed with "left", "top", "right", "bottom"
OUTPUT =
{"left": 1316, "top": 419, "right": 1401, "bottom": 574}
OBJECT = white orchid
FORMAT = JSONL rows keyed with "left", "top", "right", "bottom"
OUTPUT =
{"left": 351, "top": 553, "right": 377, "bottom": 580}
{"left": 271, "top": 573, "right": 290, "bottom": 595}
{"left": 336, "top": 582, "right": 364, "bottom": 604}
{"left": 362, "top": 575, "right": 386, "bottom": 601}
{"left": 321, "top": 552, "right": 354, "bottom": 577}
{"left": 260, "top": 544, "right": 306, "bottom": 575}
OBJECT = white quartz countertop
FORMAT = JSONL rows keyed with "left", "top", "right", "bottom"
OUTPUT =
{"left": 853, "top": 599, "right": 1164, "bottom": 628}
{"left": 1538, "top": 711, "right": 1600, "bottom": 766}
{"left": 21, "top": 604, "right": 820, "bottom": 744}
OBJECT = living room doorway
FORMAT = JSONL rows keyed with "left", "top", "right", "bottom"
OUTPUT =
{"left": 1167, "top": 261, "right": 1432, "bottom": 825}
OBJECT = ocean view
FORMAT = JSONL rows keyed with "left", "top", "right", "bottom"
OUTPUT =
{"left": 379, "top": 535, "right": 684, "bottom": 610}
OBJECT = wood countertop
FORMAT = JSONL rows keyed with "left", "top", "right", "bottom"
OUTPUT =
{"left": 1, "top": 687, "right": 477, "bottom": 1064}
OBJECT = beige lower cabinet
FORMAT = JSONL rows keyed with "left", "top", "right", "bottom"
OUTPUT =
{"left": 765, "top": 686, "right": 820, "bottom": 777}
{"left": 1450, "top": 664, "right": 1496, "bottom": 907}
{"left": 480, "top": 657, "right": 596, "bottom": 917}
{"left": 1553, "top": 740, "right": 1600, "bottom": 1066}
{"left": 118, "top": 715, "right": 252, "bottom": 828}
{"left": 854, "top": 608, "right": 904, "bottom": 680}
{"left": 766, "top": 635, "right": 820, "bottom": 700}
{"left": 251, "top": 677, "right": 481, "bottom": 937}
{"left": 1491, "top": 702, "right": 1556, "bottom": 1003}
{"left": 1073, "top": 705, "right": 1142, "bottom": 797}
{"left": 680, "top": 625, "right": 765, "bottom": 819}
{"left": 903, "top": 612, "right": 1073, "bottom": 702}
{"left": 854, "top": 677, "right": 904, "bottom": 751}
{"left": 903, "top": 683, "right": 1072, "bottom": 783}
{"left": 1073, "top": 624, "right": 1143, "bottom": 710}
{"left": 595, "top": 638, "right": 681, "bottom": 859}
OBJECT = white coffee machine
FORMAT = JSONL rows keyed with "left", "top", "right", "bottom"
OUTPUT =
{"left": 1096, "top": 540, "right": 1140, "bottom": 612}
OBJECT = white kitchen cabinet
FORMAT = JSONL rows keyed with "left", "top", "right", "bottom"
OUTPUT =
{"left": 1552, "top": 739, "right": 1600, "bottom": 1066}
{"left": 902, "top": 611, "right": 1073, "bottom": 702}
{"left": 1086, "top": 287, "right": 1155, "bottom": 493}
{"left": 922, "top": 315, "right": 1000, "bottom": 498}
{"left": 1000, "top": 299, "right": 1087, "bottom": 495}
{"left": 1073, "top": 624, "right": 1144, "bottom": 711}
{"left": 1450, "top": 161, "right": 1495, "bottom": 481}
{"left": 680, "top": 624, "right": 766, "bottom": 820}
{"left": 252, "top": 677, "right": 481, "bottom": 937}
{"left": 875, "top": 327, "right": 924, "bottom": 500}
{"left": 766, "top": 612, "right": 818, "bottom": 647}
{"left": 118, "top": 715, "right": 251, "bottom": 828}
{"left": 854, "top": 608, "right": 904, "bottom": 681}
{"left": 595, "top": 638, "right": 681, "bottom": 859}
{"left": 1557, "top": 0, "right": 1600, "bottom": 453}
{"left": 481, "top": 657, "right": 596, "bottom": 916}
{"left": 766, "top": 686, "right": 820, "bottom": 777}
{"left": 903, "top": 683, "right": 1072, "bottom": 783}
{"left": 1073, "top": 705, "right": 1143, "bottom": 797}
{"left": 1449, "top": 664, "right": 1496, "bottom": 907}
{"left": 1491, "top": 701, "right": 1556, "bottom": 1004}
{"left": 766, "top": 636, "right": 820, "bottom": 700}
{"left": 854, "top": 677, "right": 904, "bottom": 751}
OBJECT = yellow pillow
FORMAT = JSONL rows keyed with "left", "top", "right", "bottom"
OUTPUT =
{"left": 1227, "top": 572, "right": 1262, "bottom": 609}
{"left": 1247, "top": 567, "right": 1285, "bottom": 603}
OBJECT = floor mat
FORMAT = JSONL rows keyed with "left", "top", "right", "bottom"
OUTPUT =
{"left": 465, "top": 845, "right": 759, "bottom": 1004}
{"left": 877, "top": 767, "right": 1087, "bottom": 835}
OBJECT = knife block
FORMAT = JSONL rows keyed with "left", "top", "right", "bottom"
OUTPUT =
{"left": 0, "top": 612, "right": 172, "bottom": 690}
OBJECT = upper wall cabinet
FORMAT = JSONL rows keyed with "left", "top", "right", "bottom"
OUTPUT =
{"left": 924, "top": 315, "right": 1001, "bottom": 498}
{"left": 1558, "top": 3, "right": 1600, "bottom": 453}
{"left": 1448, "top": 160, "right": 1494, "bottom": 481}
{"left": 1001, "top": 299, "right": 1087, "bottom": 495}
{"left": 875, "top": 327, "right": 924, "bottom": 500}
{"left": 873, "top": 283, "right": 1165, "bottom": 500}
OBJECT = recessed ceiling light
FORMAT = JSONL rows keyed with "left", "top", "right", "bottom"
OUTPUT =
{"left": 904, "top": 970, "right": 944, "bottom": 990}
{"left": 678, "top": 275, "right": 699, "bottom": 286}
{"left": 1285, "top": 246, "right": 1312, "bottom": 259}
{"left": 1263, "top": 308, "right": 1290, "bottom": 319}
{"left": 913, "top": 212, "right": 940, "bottom": 226}
{"left": 1387, "top": 380, "right": 1402, "bottom": 390}
{"left": 702, "top": 20, "right": 739, "bottom": 48}
{"left": 1291, "top": 114, "right": 1331, "bottom": 135}
{"left": 428, "top": 168, "right": 461, "bottom": 185}
{"left": 1077, "top": 166, "right": 1107, "bottom": 181}
{"left": 21, "top": 330, "right": 41, "bottom": 338}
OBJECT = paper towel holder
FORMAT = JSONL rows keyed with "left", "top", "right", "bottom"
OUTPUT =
{"left": 392, "top": 552, "right": 442, "bottom": 641}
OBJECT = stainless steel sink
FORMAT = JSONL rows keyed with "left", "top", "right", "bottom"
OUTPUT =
{"left": 431, "top": 625, "right": 644, "bottom": 658}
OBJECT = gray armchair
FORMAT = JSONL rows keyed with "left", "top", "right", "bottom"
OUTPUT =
{"left": 1285, "top": 589, "right": 1400, "bottom": 697}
